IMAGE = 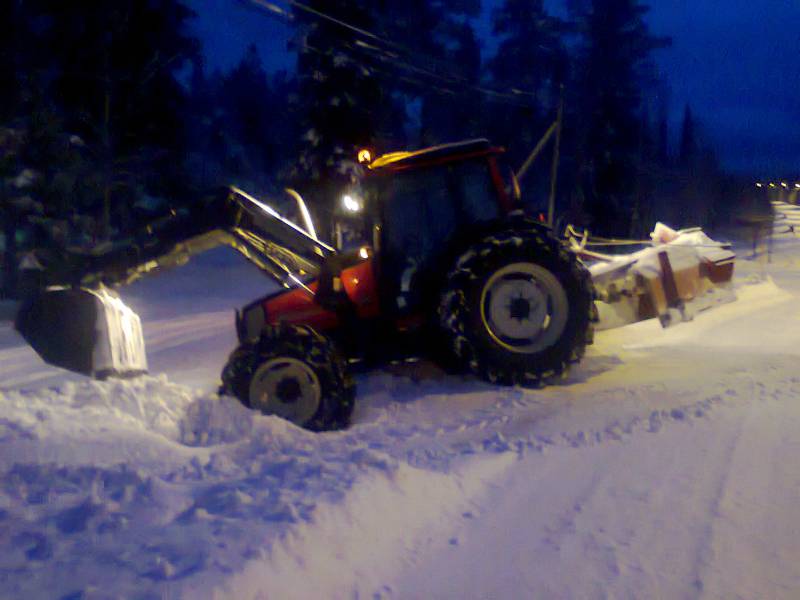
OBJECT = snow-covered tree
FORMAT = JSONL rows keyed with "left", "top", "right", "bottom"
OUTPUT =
{"left": 291, "top": 1, "right": 381, "bottom": 184}
{"left": 33, "top": 0, "right": 200, "bottom": 238}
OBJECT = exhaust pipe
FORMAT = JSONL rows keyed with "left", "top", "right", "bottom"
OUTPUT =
{"left": 15, "top": 287, "right": 148, "bottom": 379}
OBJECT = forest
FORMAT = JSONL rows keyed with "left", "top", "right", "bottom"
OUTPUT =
{"left": 0, "top": 0, "right": 761, "bottom": 298}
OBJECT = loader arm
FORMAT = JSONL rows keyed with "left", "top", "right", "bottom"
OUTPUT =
{"left": 16, "top": 186, "right": 336, "bottom": 377}
{"left": 38, "top": 186, "right": 335, "bottom": 289}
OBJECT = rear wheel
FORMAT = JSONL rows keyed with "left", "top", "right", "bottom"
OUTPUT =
{"left": 438, "top": 229, "right": 594, "bottom": 386}
{"left": 220, "top": 325, "right": 355, "bottom": 431}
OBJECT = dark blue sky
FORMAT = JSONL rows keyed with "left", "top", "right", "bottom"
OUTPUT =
{"left": 187, "top": 0, "right": 800, "bottom": 176}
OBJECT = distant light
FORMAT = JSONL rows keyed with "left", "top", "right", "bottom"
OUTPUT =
{"left": 770, "top": 183, "right": 777, "bottom": 188}
{"left": 342, "top": 194, "right": 362, "bottom": 212}
{"left": 756, "top": 182, "right": 763, "bottom": 188}
{"left": 781, "top": 182, "right": 789, "bottom": 188}
{"left": 358, "top": 246, "right": 369, "bottom": 259}
{"left": 357, "top": 149, "right": 372, "bottom": 164}
{"left": 795, "top": 183, "right": 800, "bottom": 189}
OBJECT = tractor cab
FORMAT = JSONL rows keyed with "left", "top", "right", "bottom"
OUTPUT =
{"left": 333, "top": 139, "right": 519, "bottom": 316}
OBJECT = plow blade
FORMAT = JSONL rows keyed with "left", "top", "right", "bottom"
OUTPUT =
{"left": 576, "top": 224, "right": 737, "bottom": 331}
{"left": 15, "top": 288, "right": 148, "bottom": 378}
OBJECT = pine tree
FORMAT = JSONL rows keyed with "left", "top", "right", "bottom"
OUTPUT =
{"left": 419, "top": 19, "right": 483, "bottom": 144}
{"left": 1, "top": 128, "right": 23, "bottom": 297}
{"left": 412, "top": 2, "right": 482, "bottom": 145}
{"left": 0, "top": 2, "right": 26, "bottom": 295}
{"left": 341, "top": 0, "right": 483, "bottom": 146}
{"left": 288, "top": 0, "right": 488, "bottom": 235}
{"left": 221, "top": 46, "right": 276, "bottom": 182}
{"left": 30, "top": 0, "right": 200, "bottom": 238}
{"left": 0, "top": 1, "right": 24, "bottom": 121}
{"left": 489, "top": 0, "right": 567, "bottom": 170}
{"left": 571, "top": 0, "right": 669, "bottom": 236}
{"left": 183, "top": 55, "right": 217, "bottom": 190}
{"left": 294, "top": 0, "right": 382, "bottom": 190}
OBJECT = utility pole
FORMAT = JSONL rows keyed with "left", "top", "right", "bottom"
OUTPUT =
{"left": 547, "top": 86, "right": 564, "bottom": 228}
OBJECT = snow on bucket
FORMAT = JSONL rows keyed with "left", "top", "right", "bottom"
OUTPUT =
{"left": 15, "top": 287, "right": 148, "bottom": 378}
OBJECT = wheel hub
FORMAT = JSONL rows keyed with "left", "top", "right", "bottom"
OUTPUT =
{"left": 248, "top": 357, "right": 322, "bottom": 425}
{"left": 480, "top": 263, "right": 569, "bottom": 354}
{"left": 275, "top": 377, "right": 302, "bottom": 403}
{"left": 508, "top": 296, "right": 533, "bottom": 321}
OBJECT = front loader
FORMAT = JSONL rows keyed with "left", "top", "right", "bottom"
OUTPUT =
{"left": 15, "top": 139, "right": 736, "bottom": 430}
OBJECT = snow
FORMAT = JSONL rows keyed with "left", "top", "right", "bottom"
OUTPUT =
{"left": 92, "top": 288, "right": 148, "bottom": 375}
{"left": 588, "top": 225, "right": 735, "bottom": 279}
{"left": 2, "top": 237, "right": 800, "bottom": 598}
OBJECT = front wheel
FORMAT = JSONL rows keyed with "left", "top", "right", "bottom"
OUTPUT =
{"left": 220, "top": 325, "right": 355, "bottom": 431}
{"left": 438, "top": 229, "right": 594, "bottom": 386}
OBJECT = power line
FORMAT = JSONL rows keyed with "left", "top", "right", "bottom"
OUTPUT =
{"left": 239, "top": 0, "right": 544, "bottom": 109}
{"left": 302, "top": 37, "right": 540, "bottom": 110}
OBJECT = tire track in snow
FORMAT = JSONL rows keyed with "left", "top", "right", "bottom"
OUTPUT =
{"left": 686, "top": 377, "right": 761, "bottom": 597}
{"left": 382, "top": 374, "right": 800, "bottom": 599}
{"left": 691, "top": 376, "right": 800, "bottom": 599}
{"left": 355, "top": 372, "right": 736, "bottom": 475}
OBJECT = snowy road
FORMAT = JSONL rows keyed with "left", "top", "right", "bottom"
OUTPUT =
{"left": 2, "top": 241, "right": 800, "bottom": 599}
{"left": 392, "top": 361, "right": 800, "bottom": 599}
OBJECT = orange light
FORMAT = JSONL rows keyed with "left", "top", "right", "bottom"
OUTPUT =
{"left": 357, "top": 149, "right": 372, "bottom": 164}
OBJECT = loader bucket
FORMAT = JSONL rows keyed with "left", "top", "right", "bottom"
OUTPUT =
{"left": 15, "top": 288, "right": 148, "bottom": 378}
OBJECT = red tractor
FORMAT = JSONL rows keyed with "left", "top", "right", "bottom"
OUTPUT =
{"left": 17, "top": 139, "right": 595, "bottom": 430}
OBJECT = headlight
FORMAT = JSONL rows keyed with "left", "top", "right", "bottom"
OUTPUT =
{"left": 342, "top": 194, "right": 362, "bottom": 212}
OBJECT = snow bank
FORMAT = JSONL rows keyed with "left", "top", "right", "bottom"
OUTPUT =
{"left": 213, "top": 454, "right": 516, "bottom": 599}
{"left": 0, "top": 375, "right": 520, "bottom": 599}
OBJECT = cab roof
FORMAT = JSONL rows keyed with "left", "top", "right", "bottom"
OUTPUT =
{"left": 368, "top": 138, "right": 502, "bottom": 171}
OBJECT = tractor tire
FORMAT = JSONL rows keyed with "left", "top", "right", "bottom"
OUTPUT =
{"left": 219, "top": 324, "right": 355, "bottom": 431}
{"left": 438, "top": 228, "right": 594, "bottom": 386}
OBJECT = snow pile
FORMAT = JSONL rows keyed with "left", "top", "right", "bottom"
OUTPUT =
{"left": 1, "top": 377, "right": 375, "bottom": 597}
{"left": 589, "top": 223, "right": 734, "bottom": 279}
{"left": 0, "top": 374, "right": 521, "bottom": 599}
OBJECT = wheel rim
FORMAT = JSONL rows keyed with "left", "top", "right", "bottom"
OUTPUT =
{"left": 249, "top": 357, "right": 322, "bottom": 425}
{"left": 480, "top": 263, "right": 569, "bottom": 354}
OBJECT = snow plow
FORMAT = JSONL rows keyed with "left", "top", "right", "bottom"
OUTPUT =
{"left": 570, "top": 224, "right": 736, "bottom": 330}
{"left": 15, "top": 139, "right": 735, "bottom": 429}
